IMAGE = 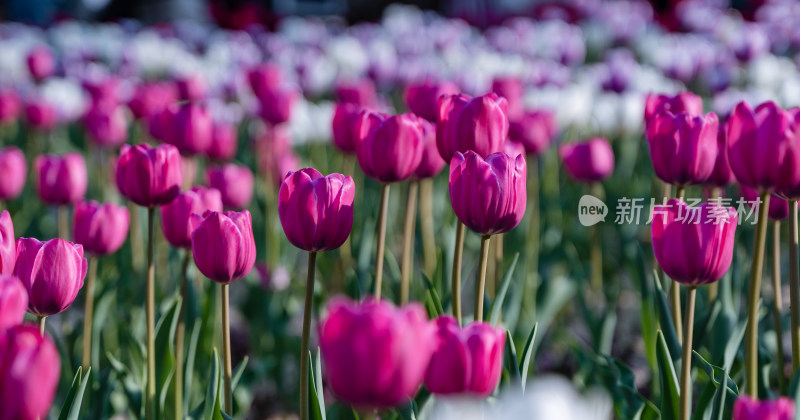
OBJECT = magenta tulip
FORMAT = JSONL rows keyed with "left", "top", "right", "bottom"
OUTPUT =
{"left": 0, "top": 275, "right": 26, "bottom": 332}
{"left": 247, "top": 64, "right": 284, "bottom": 99}
{"left": 83, "top": 105, "right": 128, "bottom": 147}
{"left": 14, "top": 238, "right": 87, "bottom": 316}
{"left": 34, "top": 153, "right": 87, "bottom": 205}
{"left": 83, "top": 77, "right": 120, "bottom": 109}
{"left": 652, "top": 199, "right": 737, "bottom": 286}
{"left": 356, "top": 112, "right": 424, "bottom": 183}
{"left": 413, "top": 119, "right": 446, "bottom": 179}
{"left": 559, "top": 138, "right": 615, "bottom": 182}
{"left": 207, "top": 121, "right": 238, "bottom": 161}
{"left": 278, "top": 168, "right": 354, "bottom": 252}
{"left": 26, "top": 46, "right": 55, "bottom": 83}
{"left": 449, "top": 151, "right": 526, "bottom": 235}
{"left": 707, "top": 124, "right": 735, "bottom": 187}
{"left": 176, "top": 74, "right": 207, "bottom": 102}
{"left": 161, "top": 187, "right": 223, "bottom": 248}
{"left": 319, "top": 297, "right": 435, "bottom": 408}
{"left": 0, "top": 211, "right": 13, "bottom": 276}
{"left": 436, "top": 93, "right": 509, "bottom": 161}
{"left": 167, "top": 103, "right": 212, "bottom": 156}
{"left": 116, "top": 143, "right": 183, "bottom": 207}
{"left": 733, "top": 396, "right": 794, "bottom": 420}
{"left": 332, "top": 102, "right": 363, "bottom": 154}
{"left": 508, "top": 109, "right": 557, "bottom": 156}
{"left": 404, "top": 80, "right": 459, "bottom": 122}
{"left": 0, "top": 90, "right": 20, "bottom": 124}
{"left": 24, "top": 100, "right": 57, "bottom": 130}
{"left": 73, "top": 201, "right": 130, "bottom": 256}
{"left": 644, "top": 92, "right": 704, "bottom": 125}
{"left": 205, "top": 164, "right": 254, "bottom": 210}
{"left": 0, "top": 147, "right": 26, "bottom": 201}
{"left": 146, "top": 106, "right": 177, "bottom": 143}
{"left": 0, "top": 325, "right": 60, "bottom": 420}
{"left": 424, "top": 316, "right": 505, "bottom": 396}
{"left": 491, "top": 76, "right": 524, "bottom": 119}
{"left": 128, "top": 81, "right": 177, "bottom": 120}
{"left": 257, "top": 87, "right": 297, "bottom": 125}
{"left": 741, "top": 186, "right": 788, "bottom": 221}
{"left": 335, "top": 79, "right": 377, "bottom": 107}
{"left": 190, "top": 210, "right": 256, "bottom": 284}
{"left": 646, "top": 111, "right": 719, "bottom": 186}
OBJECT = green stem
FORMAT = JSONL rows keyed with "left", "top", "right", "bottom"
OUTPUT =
{"left": 374, "top": 184, "right": 390, "bottom": 299}
{"left": 81, "top": 257, "right": 98, "bottom": 369}
{"left": 452, "top": 221, "right": 465, "bottom": 325}
{"left": 145, "top": 207, "right": 156, "bottom": 420}
{"left": 745, "top": 192, "right": 770, "bottom": 396}
{"left": 400, "top": 181, "right": 419, "bottom": 304}
{"left": 175, "top": 250, "right": 191, "bottom": 420}
{"left": 493, "top": 234, "right": 503, "bottom": 298}
{"left": 789, "top": 200, "right": 800, "bottom": 374}
{"left": 676, "top": 185, "right": 686, "bottom": 200}
{"left": 420, "top": 178, "right": 436, "bottom": 279}
{"left": 679, "top": 286, "right": 697, "bottom": 420}
{"left": 475, "top": 235, "right": 491, "bottom": 322}
{"left": 524, "top": 156, "right": 540, "bottom": 320}
{"left": 772, "top": 220, "right": 786, "bottom": 394}
{"left": 38, "top": 315, "right": 46, "bottom": 336}
{"left": 671, "top": 186, "right": 684, "bottom": 343}
{"left": 300, "top": 251, "right": 317, "bottom": 420}
{"left": 221, "top": 283, "right": 232, "bottom": 414}
{"left": 58, "top": 205, "right": 69, "bottom": 240}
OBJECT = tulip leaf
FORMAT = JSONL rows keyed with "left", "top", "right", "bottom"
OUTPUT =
{"left": 154, "top": 296, "right": 181, "bottom": 415}
{"left": 308, "top": 350, "right": 326, "bottom": 420}
{"left": 422, "top": 274, "right": 444, "bottom": 318}
{"left": 656, "top": 330, "right": 679, "bottom": 420}
{"left": 203, "top": 348, "right": 222, "bottom": 420}
{"left": 692, "top": 351, "right": 738, "bottom": 395}
{"left": 504, "top": 330, "right": 521, "bottom": 388}
{"left": 519, "top": 322, "right": 539, "bottom": 392}
{"left": 489, "top": 253, "right": 520, "bottom": 326}
{"left": 691, "top": 351, "right": 737, "bottom": 420}
{"left": 58, "top": 366, "right": 85, "bottom": 420}
{"left": 709, "top": 368, "right": 730, "bottom": 420}
{"left": 106, "top": 352, "right": 143, "bottom": 415}
{"left": 653, "top": 271, "right": 681, "bottom": 362}
{"left": 62, "top": 367, "right": 91, "bottom": 420}
{"left": 315, "top": 349, "right": 326, "bottom": 420}
{"left": 231, "top": 355, "right": 249, "bottom": 391}
{"left": 184, "top": 320, "right": 203, "bottom": 412}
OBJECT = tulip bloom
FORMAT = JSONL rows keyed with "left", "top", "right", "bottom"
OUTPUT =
{"left": 84, "top": 105, "right": 128, "bottom": 147}
{"left": 643, "top": 92, "right": 704, "bottom": 125}
{"left": 176, "top": 75, "right": 207, "bottom": 102}
{"left": 646, "top": 111, "right": 719, "bottom": 186}
{"left": 404, "top": 80, "right": 459, "bottom": 122}
{"left": 707, "top": 124, "right": 735, "bottom": 188}
{"left": 424, "top": 316, "right": 505, "bottom": 396}
{"left": 34, "top": 153, "right": 88, "bottom": 205}
{"left": 0, "top": 90, "right": 20, "bottom": 125}
{"left": 248, "top": 64, "right": 284, "bottom": 99}
{"left": 0, "top": 275, "right": 27, "bottom": 331}
{"left": 0, "top": 147, "right": 27, "bottom": 201}
{"left": 190, "top": 210, "right": 256, "bottom": 284}
{"left": 332, "top": 102, "right": 363, "bottom": 154}
{"left": 414, "top": 119, "right": 446, "bottom": 179}
{"left": 0, "top": 325, "right": 60, "bottom": 420}
{"left": 319, "top": 298, "right": 435, "bottom": 408}
{"left": 167, "top": 103, "right": 212, "bottom": 156}
{"left": 742, "top": 186, "right": 789, "bottom": 221}
{"left": 559, "top": 138, "right": 615, "bottom": 183}
{"left": 161, "top": 187, "right": 223, "bottom": 248}
{"left": 257, "top": 87, "right": 297, "bottom": 125}
{"left": 207, "top": 122, "right": 238, "bottom": 161}
{"left": 116, "top": 143, "right": 183, "bottom": 207}
{"left": 356, "top": 112, "right": 424, "bottom": 183}
{"left": 205, "top": 164, "right": 254, "bottom": 210}
{"left": 733, "top": 396, "right": 794, "bottom": 420}
{"left": 73, "top": 201, "right": 130, "bottom": 256}
{"left": 491, "top": 76, "right": 524, "bottom": 119}
{"left": 128, "top": 81, "right": 177, "bottom": 120}
{"left": 14, "top": 238, "right": 87, "bottom": 316}
{"left": 335, "top": 79, "right": 377, "bottom": 107}
{"left": 26, "top": 46, "right": 55, "bottom": 83}
{"left": 436, "top": 93, "right": 509, "bottom": 160}
{"left": 0, "top": 211, "right": 13, "bottom": 276}
{"left": 508, "top": 109, "right": 557, "bottom": 156}
{"left": 24, "top": 100, "right": 57, "bottom": 130}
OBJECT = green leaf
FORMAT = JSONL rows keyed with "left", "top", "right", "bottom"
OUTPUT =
{"left": 154, "top": 297, "right": 182, "bottom": 415}
{"left": 656, "top": 330, "right": 680, "bottom": 420}
{"left": 63, "top": 367, "right": 91, "bottom": 420}
{"left": 308, "top": 351, "right": 324, "bottom": 420}
{"left": 654, "top": 271, "right": 681, "bottom": 362}
{"left": 231, "top": 356, "right": 249, "bottom": 391}
{"left": 709, "top": 368, "right": 730, "bottom": 420}
{"left": 519, "top": 322, "right": 539, "bottom": 392}
{"left": 422, "top": 274, "right": 444, "bottom": 318}
{"left": 504, "top": 330, "right": 520, "bottom": 388}
{"left": 315, "top": 349, "right": 326, "bottom": 420}
{"left": 692, "top": 351, "right": 738, "bottom": 394}
{"left": 203, "top": 348, "right": 221, "bottom": 420}
{"left": 57, "top": 367, "right": 83, "bottom": 420}
{"left": 489, "top": 253, "right": 520, "bottom": 325}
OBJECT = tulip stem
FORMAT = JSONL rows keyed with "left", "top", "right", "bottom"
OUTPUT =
{"left": 420, "top": 178, "right": 436, "bottom": 279}
{"left": 174, "top": 250, "right": 191, "bottom": 420}
{"left": 58, "top": 205, "right": 68, "bottom": 240}
{"left": 38, "top": 315, "right": 46, "bottom": 336}
{"left": 400, "top": 181, "right": 419, "bottom": 304}
{"left": 300, "top": 251, "right": 316, "bottom": 420}
{"left": 475, "top": 235, "right": 491, "bottom": 322}
{"left": 221, "top": 283, "right": 233, "bottom": 415}
{"left": 452, "top": 221, "right": 465, "bottom": 325}
{"left": 145, "top": 207, "right": 156, "bottom": 420}
{"left": 492, "top": 234, "right": 504, "bottom": 298}
{"left": 81, "top": 257, "right": 98, "bottom": 370}
{"left": 679, "top": 286, "right": 697, "bottom": 420}
{"left": 707, "top": 188, "right": 722, "bottom": 303}
{"left": 374, "top": 184, "right": 390, "bottom": 299}
{"left": 745, "top": 192, "right": 770, "bottom": 396}
{"left": 524, "top": 156, "right": 540, "bottom": 321}
{"left": 671, "top": 186, "right": 684, "bottom": 343}
{"left": 772, "top": 220, "right": 786, "bottom": 394}
{"left": 789, "top": 200, "right": 800, "bottom": 374}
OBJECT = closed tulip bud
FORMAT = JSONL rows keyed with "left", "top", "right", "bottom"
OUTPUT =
{"left": 733, "top": 396, "right": 794, "bottom": 420}
{"left": 161, "top": 187, "right": 223, "bottom": 248}
{"left": 357, "top": 112, "right": 424, "bottom": 183}
{"left": 424, "top": 316, "right": 505, "bottom": 396}
{"left": 414, "top": 119, "right": 446, "bottom": 179}
{"left": 319, "top": 298, "right": 436, "bottom": 408}
{"left": 646, "top": 111, "right": 719, "bottom": 186}
{"left": 168, "top": 103, "right": 212, "bottom": 156}
{"left": 207, "top": 122, "right": 238, "bottom": 161}
{"left": 0, "top": 211, "right": 13, "bottom": 276}
{"left": 14, "top": 237, "right": 87, "bottom": 316}
{"left": 279, "top": 168, "right": 354, "bottom": 252}
{"left": 0, "top": 90, "right": 21, "bottom": 124}
{"left": 0, "top": 325, "right": 61, "bottom": 420}
{"left": 34, "top": 153, "right": 87, "bottom": 205}
{"left": 205, "top": 164, "right": 254, "bottom": 210}
{"left": 258, "top": 87, "right": 297, "bottom": 125}
{"left": 335, "top": 79, "right": 377, "bottom": 107}
{"left": 644, "top": 92, "right": 704, "bottom": 125}
{"left": 0, "top": 275, "right": 26, "bottom": 331}
{"left": 247, "top": 64, "right": 284, "bottom": 99}
{"left": 176, "top": 74, "right": 207, "bottom": 102}
{"left": 437, "top": 93, "right": 509, "bottom": 161}
{"left": 331, "top": 102, "right": 363, "bottom": 154}
{"left": 83, "top": 77, "right": 120, "bottom": 109}
{"left": 652, "top": 199, "right": 737, "bottom": 286}
{"left": 741, "top": 186, "right": 788, "bottom": 220}
{"left": 450, "top": 151, "right": 526, "bottom": 236}
{"left": 129, "top": 82, "right": 178, "bottom": 120}
{"left": 404, "top": 81, "right": 460, "bottom": 122}
{"left": 559, "top": 138, "right": 615, "bottom": 182}
{"left": 83, "top": 105, "right": 128, "bottom": 147}
{"left": 73, "top": 201, "right": 130, "bottom": 256}
{"left": 491, "top": 76, "right": 524, "bottom": 119}
{"left": 26, "top": 46, "right": 55, "bottom": 83}
{"left": 24, "top": 100, "right": 57, "bottom": 130}
{"left": 707, "top": 124, "right": 735, "bottom": 187}
{"left": 508, "top": 109, "right": 557, "bottom": 156}
{"left": 116, "top": 143, "right": 183, "bottom": 207}
{"left": 146, "top": 106, "right": 177, "bottom": 142}
{"left": 190, "top": 210, "right": 256, "bottom": 283}
{"left": 0, "top": 147, "right": 27, "bottom": 201}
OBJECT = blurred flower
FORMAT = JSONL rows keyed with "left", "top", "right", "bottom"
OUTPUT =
{"left": 161, "top": 187, "right": 223, "bottom": 248}
{"left": 82, "top": 77, "right": 120, "bottom": 109}
{"left": 26, "top": 46, "right": 55, "bottom": 83}
{"left": 205, "top": 163, "right": 254, "bottom": 210}
{"left": 404, "top": 80, "right": 459, "bottom": 122}
{"left": 0, "top": 212, "right": 13, "bottom": 276}
{"left": 0, "top": 275, "right": 26, "bottom": 332}
{"left": 437, "top": 93, "right": 509, "bottom": 161}
{"left": 256, "top": 262, "right": 290, "bottom": 292}
{"left": 116, "top": 143, "right": 183, "bottom": 207}
{"left": 335, "top": 79, "right": 377, "bottom": 107}
{"left": 706, "top": 124, "right": 735, "bottom": 188}
{"left": 167, "top": 103, "right": 213, "bottom": 156}
{"left": 14, "top": 237, "right": 87, "bottom": 316}
{"left": 257, "top": 87, "right": 297, "bottom": 126}
{"left": 0, "top": 325, "right": 61, "bottom": 420}
{"left": 0, "top": 147, "right": 27, "bottom": 202}
{"left": 331, "top": 102, "right": 363, "bottom": 154}
{"left": 190, "top": 210, "right": 256, "bottom": 284}
{"left": 128, "top": 81, "right": 178, "bottom": 121}
{"left": 414, "top": 119, "right": 446, "bottom": 179}
{"left": 356, "top": 112, "right": 424, "bottom": 183}
{"left": 34, "top": 153, "right": 88, "bottom": 205}
{"left": 176, "top": 74, "right": 207, "bottom": 102}
{"left": 733, "top": 396, "right": 794, "bottom": 420}
{"left": 643, "top": 92, "right": 703, "bottom": 127}
{"left": 646, "top": 111, "right": 719, "bottom": 186}
{"left": 24, "top": 100, "right": 57, "bottom": 131}
{"left": 0, "top": 90, "right": 20, "bottom": 125}
{"left": 559, "top": 138, "right": 615, "bottom": 182}
{"left": 741, "top": 186, "right": 788, "bottom": 221}
{"left": 508, "top": 109, "right": 557, "bottom": 156}
{"left": 83, "top": 105, "right": 128, "bottom": 147}
{"left": 207, "top": 121, "right": 238, "bottom": 161}
{"left": 73, "top": 201, "right": 130, "bottom": 256}
{"left": 491, "top": 76, "right": 524, "bottom": 120}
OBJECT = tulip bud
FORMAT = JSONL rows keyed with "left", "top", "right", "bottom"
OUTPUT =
{"left": 356, "top": 112, "right": 424, "bottom": 183}
{"left": 491, "top": 76, "right": 524, "bottom": 120}
{"left": 508, "top": 109, "right": 557, "bottom": 156}
{"left": 331, "top": 102, "right": 363, "bottom": 154}
{"left": 205, "top": 164, "right": 254, "bottom": 210}
{"left": 0, "top": 147, "right": 27, "bottom": 201}
{"left": 0, "top": 90, "right": 21, "bottom": 125}
{"left": 413, "top": 119, "right": 446, "bottom": 179}
{"left": 646, "top": 111, "right": 719, "bottom": 186}
{"left": 450, "top": 151, "right": 526, "bottom": 235}
{"left": 644, "top": 92, "right": 703, "bottom": 125}
{"left": 319, "top": 298, "right": 435, "bottom": 408}
{"left": 73, "top": 201, "right": 130, "bottom": 256}
{"left": 706, "top": 124, "right": 735, "bottom": 187}
{"left": 652, "top": 199, "right": 737, "bottom": 286}
{"left": 279, "top": 168, "right": 354, "bottom": 252}
{"left": 248, "top": 64, "right": 284, "bottom": 99}
{"left": 437, "top": 93, "right": 509, "bottom": 161}
{"left": 404, "top": 81, "right": 460, "bottom": 123}
{"left": 207, "top": 121, "right": 238, "bottom": 161}
{"left": 129, "top": 81, "right": 178, "bottom": 120}
{"left": 733, "top": 396, "right": 794, "bottom": 420}
{"left": 161, "top": 187, "right": 223, "bottom": 248}
{"left": 34, "top": 153, "right": 88, "bottom": 205}
{"left": 0, "top": 325, "right": 60, "bottom": 420}
{"left": 559, "top": 138, "right": 615, "bottom": 182}
{"left": 176, "top": 74, "right": 207, "bottom": 102}
{"left": 0, "top": 211, "right": 13, "bottom": 276}
{"left": 0, "top": 275, "right": 26, "bottom": 331}
{"left": 335, "top": 79, "right": 377, "bottom": 107}
{"left": 83, "top": 77, "right": 120, "bottom": 109}
{"left": 116, "top": 143, "right": 183, "bottom": 207}
{"left": 83, "top": 105, "right": 128, "bottom": 147}
{"left": 24, "top": 100, "right": 57, "bottom": 130}
{"left": 26, "top": 46, "right": 55, "bottom": 83}
{"left": 146, "top": 106, "right": 177, "bottom": 143}
{"left": 741, "top": 186, "right": 788, "bottom": 221}
{"left": 190, "top": 210, "right": 256, "bottom": 283}
{"left": 167, "top": 103, "right": 213, "bottom": 156}
{"left": 14, "top": 237, "right": 87, "bottom": 316}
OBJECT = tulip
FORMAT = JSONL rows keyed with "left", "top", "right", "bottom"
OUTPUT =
{"left": 205, "top": 163, "right": 254, "bottom": 210}
{"left": 116, "top": 143, "right": 183, "bottom": 208}
{"left": 424, "top": 316, "right": 505, "bottom": 396}
{"left": 404, "top": 80, "right": 459, "bottom": 122}
{"left": 257, "top": 87, "right": 297, "bottom": 125}
{"left": 0, "top": 90, "right": 20, "bottom": 125}
{"left": 643, "top": 92, "right": 703, "bottom": 125}
{"left": 332, "top": 102, "right": 363, "bottom": 154}
{"left": 508, "top": 110, "right": 557, "bottom": 156}
{"left": 733, "top": 396, "right": 794, "bottom": 420}
{"left": 436, "top": 93, "right": 509, "bottom": 161}
{"left": 335, "top": 79, "right": 377, "bottom": 107}
{"left": 0, "top": 325, "right": 60, "bottom": 420}
{"left": 247, "top": 64, "right": 284, "bottom": 99}
{"left": 706, "top": 124, "right": 735, "bottom": 188}
{"left": 83, "top": 77, "right": 120, "bottom": 109}
{"left": 646, "top": 111, "right": 719, "bottom": 186}
{"left": 0, "top": 275, "right": 27, "bottom": 332}
{"left": 207, "top": 121, "right": 238, "bottom": 161}
{"left": 176, "top": 74, "right": 207, "bottom": 101}
{"left": 0, "top": 147, "right": 27, "bottom": 202}
{"left": 741, "top": 186, "right": 789, "bottom": 221}
{"left": 559, "top": 138, "right": 615, "bottom": 183}
{"left": 0, "top": 211, "right": 13, "bottom": 276}
{"left": 34, "top": 153, "right": 87, "bottom": 206}
{"left": 83, "top": 105, "right": 128, "bottom": 147}
{"left": 319, "top": 298, "right": 435, "bottom": 409}
{"left": 73, "top": 201, "right": 130, "bottom": 256}
{"left": 128, "top": 81, "right": 178, "bottom": 120}
{"left": 26, "top": 46, "right": 55, "bottom": 83}
{"left": 652, "top": 198, "right": 737, "bottom": 420}
{"left": 146, "top": 106, "right": 177, "bottom": 143}
{"left": 24, "top": 100, "right": 57, "bottom": 131}
{"left": 491, "top": 76, "right": 524, "bottom": 120}
{"left": 161, "top": 187, "right": 223, "bottom": 249}
{"left": 414, "top": 119, "right": 446, "bottom": 179}
{"left": 167, "top": 103, "right": 213, "bottom": 156}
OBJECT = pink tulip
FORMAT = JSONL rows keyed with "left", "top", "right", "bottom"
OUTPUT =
{"left": 257, "top": 87, "right": 297, "bottom": 125}
{"left": 34, "top": 153, "right": 87, "bottom": 205}
{"left": 167, "top": 103, "right": 213, "bottom": 156}
{"left": 0, "top": 90, "right": 20, "bottom": 125}
{"left": 335, "top": 79, "right": 377, "bottom": 107}
{"left": 0, "top": 325, "right": 60, "bottom": 420}
{"left": 73, "top": 201, "right": 130, "bottom": 256}
{"left": 146, "top": 106, "right": 178, "bottom": 143}
{"left": 253, "top": 125, "right": 301, "bottom": 186}
{"left": 207, "top": 121, "right": 238, "bottom": 161}
{"left": 83, "top": 77, "right": 120, "bottom": 108}
{"left": 0, "top": 275, "right": 26, "bottom": 332}
{"left": 733, "top": 396, "right": 794, "bottom": 420}
{"left": 190, "top": 210, "right": 256, "bottom": 284}
{"left": 128, "top": 81, "right": 178, "bottom": 120}
{"left": 707, "top": 124, "right": 735, "bottom": 187}
{"left": 24, "top": 100, "right": 57, "bottom": 130}
{"left": 247, "top": 64, "right": 284, "bottom": 99}
{"left": 741, "top": 186, "right": 788, "bottom": 221}
{"left": 436, "top": 93, "right": 509, "bottom": 161}
{"left": 26, "top": 46, "right": 55, "bottom": 83}
{"left": 643, "top": 92, "right": 704, "bottom": 125}
{"left": 161, "top": 187, "right": 223, "bottom": 248}
{"left": 559, "top": 138, "right": 615, "bottom": 182}
{"left": 646, "top": 111, "right": 719, "bottom": 186}
{"left": 356, "top": 112, "right": 424, "bottom": 183}
{"left": 116, "top": 143, "right": 183, "bottom": 207}
{"left": 319, "top": 297, "right": 435, "bottom": 409}
{"left": 176, "top": 74, "right": 207, "bottom": 101}
{"left": 0, "top": 147, "right": 27, "bottom": 201}
{"left": 414, "top": 119, "right": 446, "bottom": 179}
{"left": 14, "top": 237, "right": 87, "bottom": 316}
{"left": 0, "top": 212, "right": 13, "bottom": 276}
{"left": 278, "top": 168, "right": 354, "bottom": 252}
{"left": 205, "top": 163, "right": 254, "bottom": 209}
{"left": 508, "top": 109, "right": 557, "bottom": 156}
{"left": 83, "top": 105, "right": 128, "bottom": 147}
{"left": 404, "top": 80, "right": 459, "bottom": 122}
{"left": 491, "top": 76, "right": 524, "bottom": 120}
{"left": 332, "top": 102, "right": 363, "bottom": 154}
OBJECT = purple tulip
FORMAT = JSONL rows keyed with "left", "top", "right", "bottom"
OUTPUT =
{"left": 356, "top": 112, "right": 424, "bottom": 183}
{"left": 319, "top": 297, "right": 435, "bottom": 409}
{"left": 116, "top": 143, "right": 183, "bottom": 207}
{"left": 167, "top": 103, "right": 213, "bottom": 156}
{"left": 161, "top": 187, "right": 223, "bottom": 248}
{"left": 0, "top": 325, "right": 60, "bottom": 420}
{"left": 646, "top": 111, "right": 719, "bottom": 186}
{"left": 0, "top": 147, "right": 27, "bottom": 201}
{"left": 404, "top": 80, "right": 459, "bottom": 122}
{"left": 34, "top": 153, "right": 88, "bottom": 205}
{"left": 190, "top": 210, "right": 256, "bottom": 284}
{"left": 278, "top": 168, "right": 354, "bottom": 252}
{"left": 247, "top": 64, "right": 284, "bottom": 99}
{"left": 128, "top": 81, "right": 178, "bottom": 120}
{"left": 24, "top": 100, "right": 57, "bottom": 131}
{"left": 508, "top": 109, "right": 557, "bottom": 156}
{"left": 733, "top": 396, "right": 794, "bottom": 420}
{"left": 207, "top": 121, "right": 238, "bottom": 161}
{"left": 707, "top": 124, "right": 735, "bottom": 187}
{"left": 83, "top": 105, "right": 128, "bottom": 147}
{"left": 83, "top": 77, "right": 120, "bottom": 109}
{"left": 559, "top": 138, "right": 615, "bottom": 182}
{"left": 741, "top": 186, "right": 788, "bottom": 221}
{"left": 0, "top": 212, "right": 13, "bottom": 276}
{"left": 644, "top": 92, "right": 704, "bottom": 126}
{"left": 147, "top": 106, "right": 177, "bottom": 143}
{"left": 257, "top": 87, "right": 297, "bottom": 125}
{"left": 0, "top": 90, "right": 20, "bottom": 125}
{"left": 491, "top": 76, "right": 524, "bottom": 120}
{"left": 176, "top": 74, "right": 207, "bottom": 102}
{"left": 450, "top": 151, "right": 526, "bottom": 236}
{"left": 332, "top": 102, "right": 363, "bottom": 154}
{"left": 335, "top": 79, "right": 377, "bottom": 107}
{"left": 205, "top": 164, "right": 254, "bottom": 210}
{"left": 436, "top": 93, "right": 509, "bottom": 161}
{"left": 73, "top": 201, "right": 130, "bottom": 256}
{"left": 14, "top": 238, "right": 87, "bottom": 316}
{"left": 414, "top": 119, "right": 446, "bottom": 179}
{"left": 26, "top": 46, "right": 55, "bottom": 83}
{"left": 0, "top": 275, "right": 26, "bottom": 332}
{"left": 652, "top": 199, "right": 737, "bottom": 286}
